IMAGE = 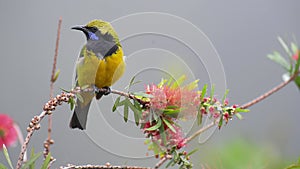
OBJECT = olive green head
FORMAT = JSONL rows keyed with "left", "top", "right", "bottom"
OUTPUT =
{"left": 72, "top": 19, "right": 121, "bottom": 46}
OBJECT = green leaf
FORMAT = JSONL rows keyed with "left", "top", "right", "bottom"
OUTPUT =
{"left": 171, "top": 75, "right": 186, "bottom": 89}
{"left": 267, "top": 52, "right": 290, "bottom": 71}
{"left": 68, "top": 97, "right": 75, "bottom": 111}
{"left": 278, "top": 37, "right": 292, "bottom": 56}
{"left": 75, "top": 93, "right": 84, "bottom": 103}
{"left": 158, "top": 78, "right": 167, "bottom": 88}
{"left": 235, "top": 108, "right": 250, "bottom": 113}
{"left": 294, "top": 76, "right": 300, "bottom": 89}
{"left": 159, "top": 123, "right": 167, "bottom": 145}
{"left": 197, "top": 107, "right": 203, "bottom": 126}
{"left": 187, "top": 148, "right": 199, "bottom": 156}
{"left": 125, "top": 76, "right": 141, "bottom": 91}
{"left": 21, "top": 152, "right": 42, "bottom": 169}
{"left": 291, "top": 42, "right": 298, "bottom": 55}
{"left": 162, "top": 118, "right": 176, "bottom": 133}
{"left": 166, "top": 159, "right": 175, "bottom": 168}
{"left": 163, "top": 108, "right": 181, "bottom": 117}
{"left": 60, "top": 87, "right": 70, "bottom": 93}
{"left": 184, "top": 79, "right": 199, "bottom": 90}
{"left": 235, "top": 113, "right": 243, "bottom": 120}
{"left": 40, "top": 153, "right": 51, "bottom": 169}
{"left": 52, "top": 69, "right": 60, "bottom": 82}
{"left": 112, "top": 96, "right": 121, "bottom": 112}
{"left": 2, "top": 144, "right": 13, "bottom": 169}
{"left": 146, "top": 118, "right": 162, "bottom": 131}
{"left": 0, "top": 164, "right": 8, "bottom": 169}
{"left": 132, "top": 92, "right": 154, "bottom": 98}
{"left": 127, "top": 99, "right": 141, "bottom": 126}
{"left": 200, "top": 84, "right": 208, "bottom": 101}
{"left": 29, "top": 148, "right": 35, "bottom": 169}
{"left": 294, "top": 52, "right": 300, "bottom": 74}
{"left": 218, "top": 114, "right": 223, "bottom": 129}
{"left": 221, "top": 89, "right": 229, "bottom": 105}
{"left": 123, "top": 100, "right": 129, "bottom": 122}
{"left": 210, "top": 84, "right": 215, "bottom": 101}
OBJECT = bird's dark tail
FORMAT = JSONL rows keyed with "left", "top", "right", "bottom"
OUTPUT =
{"left": 69, "top": 99, "right": 92, "bottom": 130}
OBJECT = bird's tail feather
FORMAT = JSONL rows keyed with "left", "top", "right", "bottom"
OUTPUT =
{"left": 69, "top": 99, "right": 92, "bottom": 130}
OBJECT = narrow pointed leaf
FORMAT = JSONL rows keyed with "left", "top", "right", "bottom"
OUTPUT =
{"left": 29, "top": 148, "right": 35, "bottom": 169}
{"left": 210, "top": 84, "right": 215, "bottom": 101}
{"left": 291, "top": 42, "right": 298, "bottom": 55}
{"left": 267, "top": 52, "right": 290, "bottom": 71}
{"left": 75, "top": 93, "right": 84, "bottom": 103}
{"left": 187, "top": 148, "right": 199, "bottom": 156}
{"left": 171, "top": 75, "right": 186, "bottom": 89}
{"left": 21, "top": 152, "right": 42, "bottom": 169}
{"left": 40, "top": 153, "right": 51, "bottom": 169}
{"left": 127, "top": 99, "right": 141, "bottom": 125}
{"left": 235, "top": 107, "right": 250, "bottom": 113}
{"left": 294, "top": 76, "right": 300, "bottom": 89}
{"left": 235, "top": 113, "right": 243, "bottom": 120}
{"left": 221, "top": 89, "right": 229, "bottom": 105}
{"left": 218, "top": 115, "right": 223, "bottom": 129}
{"left": 158, "top": 78, "right": 167, "bottom": 88}
{"left": 162, "top": 118, "right": 176, "bottom": 133}
{"left": 132, "top": 92, "right": 154, "bottom": 98}
{"left": 184, "top": 79, "right": 199, "bottom": 90}
{"left": 197, "top": 107, "right": 203, "bottom": 126}
{"left": 123, "top": 100, "right": 129, "bottom": 122}
{"left": 159, "top": 124, "right": 167, "bottom": 145}
{"left": 2, "top": 144, "right": 13, "bottom": 169}
{"left": 112, "top": 96, "right": 121, "bottom": 112}
{"left": 200, "top": 84, "right": 207, "bottom": 101}
{"left": 278, "top": 37, "right": 292, "bottom": 56}
{"left": 52, "top": 69, "right": 60, "bottom": 82}
{"left": 146, "top": 118, "right": 162, "bottom": 131}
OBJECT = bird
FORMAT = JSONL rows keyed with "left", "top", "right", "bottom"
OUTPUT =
{"left": 69, "top": 20, "right": 125, "bottom": 130}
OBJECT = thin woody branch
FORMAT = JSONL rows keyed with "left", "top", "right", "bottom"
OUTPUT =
{"left": 240, "top": 70, "right": 299, "bottom": 109}
{"left": 45, "top": 16, "right": 62, "bottom": 161}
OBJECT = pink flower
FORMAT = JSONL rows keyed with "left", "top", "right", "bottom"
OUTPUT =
{"left": 0, "top": 114, "right": 17, "bottom": 150}
{"left": 292, "top": 51, "right": 299, "bottom": 61}
{"left": 145, "top": 84, "right": 200, "bottom": 119}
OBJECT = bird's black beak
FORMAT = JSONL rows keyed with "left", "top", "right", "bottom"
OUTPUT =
{"left": 72, "top": 26, "right": 89, "bottom": 39}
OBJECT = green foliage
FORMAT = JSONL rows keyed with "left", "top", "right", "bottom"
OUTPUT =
{"left": 284, "top": 157, "right": 300, "bottom": 169}
{"left": 0, "top": 164, "right": 8, "bottom": 169}
{"left": 165, "top": 147, "right": 195, "bottom": 169}
{"left": 40, "top": 153, "right": 51, "bottom": 169}
{"left": 2, "top": 144, "right": 13, "bottom": 169}
{"left": 267, "top": 51, "right": 290, "bottom": 71}
{"left": 21, "top": 152, "right": 42, "bottom": 169}
{"left": 201, "top": 139, "right": 286, "bottom": 169}
{"left": 52, "top": 69, "right": 60, "bottom": 82}
{"left": 267, "top": 37, "right": 300, "bottom": 89}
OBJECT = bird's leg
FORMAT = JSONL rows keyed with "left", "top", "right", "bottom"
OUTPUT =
{"left": 94, "top": 85, "right": 111, "bottom": 100}
{"left": 102, "top": 86, "right": 111, "bottom": 95}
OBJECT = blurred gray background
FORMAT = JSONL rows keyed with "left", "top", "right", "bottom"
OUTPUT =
{"left": 0, "top": 0, "right": 299, "bottom": 168}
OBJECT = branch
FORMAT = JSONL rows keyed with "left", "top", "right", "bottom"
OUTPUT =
{"left": 45, "top": 16, "right": 62, "bottom": 161}
{"left": 240, "top": 70, "right": 299, "bottom": 109}
{"left": 16, "top": 92, "right": 75, "bottom": 169}
{"left": 185, "top": 120, "right": 217, "bottom": 144}
{"left": 60, "top": 163, "right": 153, "bottom": 169}
{"left": 154, "top": 155, "right": 172, "bottom": 169}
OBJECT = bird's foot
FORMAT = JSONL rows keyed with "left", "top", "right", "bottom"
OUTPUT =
{"left": 94, "top": 86, "right": 111, "bottom": 100}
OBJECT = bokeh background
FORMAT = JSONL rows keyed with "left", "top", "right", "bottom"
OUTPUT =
{"left": 0, "top": 1, "right": 299, "bottom": 168}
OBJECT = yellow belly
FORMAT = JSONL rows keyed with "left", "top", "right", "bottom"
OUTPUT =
{"left": 76, "top": 46, "right": 125, "bottom": 89}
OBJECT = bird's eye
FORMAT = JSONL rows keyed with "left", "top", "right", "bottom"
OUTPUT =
{"left": 89, "top": 27, "right": 98, "bottom": 33}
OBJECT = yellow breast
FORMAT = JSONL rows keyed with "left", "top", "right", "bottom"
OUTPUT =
{"left": 76, "top": 46, "right": 125, "bottom": 88}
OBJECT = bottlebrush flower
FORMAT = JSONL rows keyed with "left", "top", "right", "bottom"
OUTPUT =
{"left": 292, "top": 50, "right": 299, "bottom": 61}
{"left": 145, "top": 83, "right": 200, "bottom": 119}
{"left": 0, "top": 114, "right": 17, "bottom": 150}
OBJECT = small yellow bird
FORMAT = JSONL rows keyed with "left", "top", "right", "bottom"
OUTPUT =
{"left": 70, "top": 20, "right": 125, "bottom": 130}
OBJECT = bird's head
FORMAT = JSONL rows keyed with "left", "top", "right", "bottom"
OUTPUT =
{"left": 72, "top": 19, "right": 120, "bottom": 46}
